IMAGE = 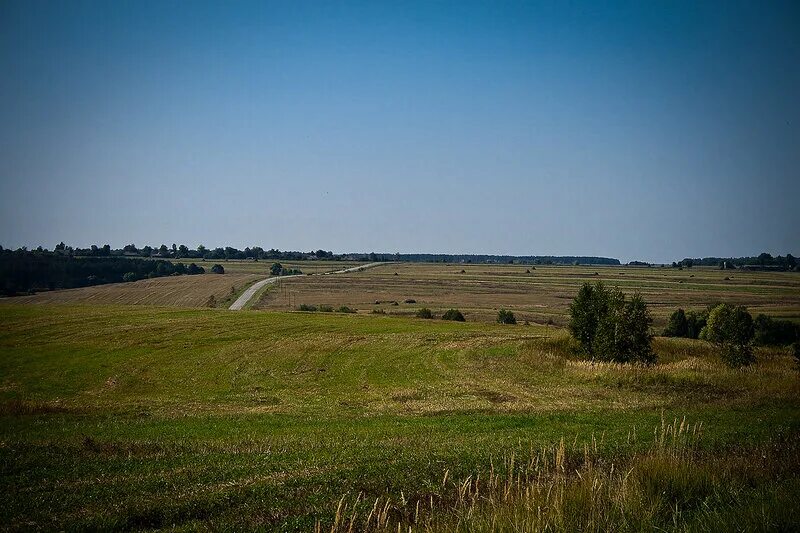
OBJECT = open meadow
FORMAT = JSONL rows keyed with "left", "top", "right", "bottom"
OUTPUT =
{"left": 1, "top": 286, "right": 800, "bottom": 530}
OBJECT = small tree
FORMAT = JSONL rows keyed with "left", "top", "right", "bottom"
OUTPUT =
{"left": 497, "top": 309, "right": 516, "bottom": 324}
{"left": 568, "top": 282, "right": 654, "bottom": 364}
{"left": 416, "top": 308, "right": 433, "bottom": 319}
{"left": 663, "top": 308, "right": 689, "bottom": 337}
{"left": 211, "top": 264, "right": 225, "bottom": 274}
{"left": 700, "top": 304, "right": 755, "bottom": 367}
{"left": 270, "top": 262, "right": 283, "bottom": 276}
{"left": 442, "top": 309, "right": 465, "bottom": 322}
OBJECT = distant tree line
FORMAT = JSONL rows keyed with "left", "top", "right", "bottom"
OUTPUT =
{"left": 2, "top": 243, "right": 621, "bottom": 266}
{"left": 671, "top": 253, "right": 798, "bottom": 271}
{"left": 0, "top": 249, "right": 204, "bottom": 296}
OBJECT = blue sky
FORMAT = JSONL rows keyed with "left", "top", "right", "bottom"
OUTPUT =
{"left": 1, "top": 0, "right": 798, "bottom": 263}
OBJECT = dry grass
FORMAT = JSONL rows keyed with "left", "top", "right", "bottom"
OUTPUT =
{"left": 253, "top": 263, "right": 800, "bottom": 326}
{"left": 3, "top": 273, "right": 260, "bottom": 308}
{"left": 320, "top": 417, "right": 800, "bottom": 532}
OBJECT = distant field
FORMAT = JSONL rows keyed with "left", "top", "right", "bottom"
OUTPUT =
{"left": 169, "top": 258, "right": 366, "bottom": 275}
{"left": 254, "top": 263, "right": 800, "bottom": 327}
{"left": 5, "top": 273, "right": 260, "bottom": 308}
{"left": 1, "top": 304, "right": 799, "bottom": 530}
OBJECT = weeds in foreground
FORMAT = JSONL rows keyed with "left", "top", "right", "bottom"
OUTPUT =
{"left": 319, "top": 417, "right": 799, "bottom": 532}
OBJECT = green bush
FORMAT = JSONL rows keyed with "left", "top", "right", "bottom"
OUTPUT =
{"left": 211, "top": 264, "right": 225, "bottom": 274}
{"left": 337, "top": 306, "right": 356, "bottom": 314}
{"left": 663, "top": 308, "right": 688, "bottom": 337}
{"left": 416, "top": 308, "right": 433, "bottom": 319}
{"left": 700, "top": 304, "right": 755, "bottom": 367}
{"left": 122, "top": 272, "right": 137, "bottom": 283}
{"left": 298, "top": 304, "right": 317, "bottom": 312}
{"left": 318, "top": 305, "right": 333, "bottom": 312}
{"left": 442, "top": 309, "right": 465, "bottom": 322}
{"left": 753, "top": 314, "right": 800, "bottom": 346}
{"left": 497, "top": 309, "right": 516, "bottom": 324}
{"left": 568, "top": 282, "right": 654, "bottom": 364}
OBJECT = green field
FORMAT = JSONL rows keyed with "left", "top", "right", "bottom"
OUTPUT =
{"left": 1, "top": 302, "right": 799, "bottom": 530}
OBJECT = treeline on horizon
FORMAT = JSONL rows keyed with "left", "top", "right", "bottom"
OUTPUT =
{"left": 0, "top": 242, "right": 621, "bottom": 265}
{"left": 673, "top": 252, "right": 798, "bottom": 271}
{"left": 0, "top": 248, "right": 206, "bottom": 296}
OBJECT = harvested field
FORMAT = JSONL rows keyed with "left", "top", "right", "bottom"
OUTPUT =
{"left": 252, "top": 263, "right": 800, "bottom": 326}
{"left": 3, "top": 273, "right": 261, "bottom": 308}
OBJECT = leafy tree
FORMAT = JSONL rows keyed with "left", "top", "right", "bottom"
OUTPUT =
{"left": 158, "top": 244, "right": 169, "bottom": 257}
{"left": 140, "top": 246, "right": 153, "bottom": 257}
{"left": 497, "top": 309, "right": 516, "bottom": 324}
{"left": 663, "top": 308, "right": 689, "bottom": 337}
{"left": 270, "top": 262, "right": 283, "bottom": 276}
{"left": 177, "top": 245, "right": 189, "bottom": 258}
{"left": 686, "top": 310, "right": 708, "bottom": 339}
{"left": 442, "top": 309, "right": 465, "bottom": 322}
{"left": 700, "top": 304, "right": 755, "bottom": 367}
{"left": 122, "top": 272, "right": 137, "bottom": 282}
{"left": 416, "top": 308, "right": 433, "bottom": 319}
{"left": 211, "top": 264, "right": 225, "bottom": 274}
{"left": 568, "top": 282, "right": 654, "bottom": 363}
{"left": 123, "top": 244, "right": 138, "bottom": 254}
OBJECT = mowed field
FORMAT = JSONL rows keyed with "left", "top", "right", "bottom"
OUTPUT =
{"left": 1, "top": 301, "right": 800, "bottom": 530}
{"left": 6, "top": 261, "right": 368, "bottom": 309}
{"left": 254, "top": 262, "right": 800, "bottom": 327}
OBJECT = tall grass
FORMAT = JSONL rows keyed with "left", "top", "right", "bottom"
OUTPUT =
{"left": 320, "top": 417, "right": 799, "bottom": 532}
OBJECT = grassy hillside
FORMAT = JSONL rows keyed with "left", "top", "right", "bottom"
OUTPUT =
{"left": 1, "top": 304, "right": 799, "bottom": 530}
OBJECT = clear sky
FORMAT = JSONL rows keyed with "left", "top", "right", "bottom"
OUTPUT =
{"left": 1, "top": 0, "right": 798, "bottom": 263}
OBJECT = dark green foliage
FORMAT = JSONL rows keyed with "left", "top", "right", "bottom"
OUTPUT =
{"left": 0, "top": 250, "right": 194, "bottom": 295}
{"left": 686, "top": 310, "right": 708, "bottom": 339}
{"left": 298, "top": 304, "right": 317, "bottom": 312}
{"left": 416, "top": 308, "right": 434, "bottom": 319}
{"left": 186, "top": 263, "right": 205, "bottom": 275}
{"left": 568, "top": 282, "right": 655, "bottom": 364}
{"left": 442, "top": 309, "right": 465, "bottom": 322}
{"left": 700, "top": 304, "right": 755, "bottom": 367}
{"left": 270, "top": 262, "right": 283, "bottom": 276}
{"left": 753, "top": 314, "right": 800, "bottom": 346}
{"left": 211, "top": 264, "right": 225, "bottom": 274}
{"left": 319, "top": 305, "right": 333, "bottom": 312}
{"left": 663, "top": 309, "right": 689, "bottom": 337}
{"left": 497, "top": 309, "right": 516, "bottom": 324}
{"left": 337, "top": 306, "right": 356, "bottom": 314}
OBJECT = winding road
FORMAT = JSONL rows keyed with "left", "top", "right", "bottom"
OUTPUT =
{"left": 228, "top": 262, "right": 385, "bottom": 310}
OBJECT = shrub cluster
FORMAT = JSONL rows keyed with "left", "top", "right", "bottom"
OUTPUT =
{"left": 442, "top": 309, "right": 465, "bottom": 322}
{"left": 416, "top": 308, "right": 433, "bottom": 319}
{"left": 568, "top": 282, "right": 654, "bottom": 364}
{"left": 497, "top": 309, "right": 516, "bottom": 324}
{"left": 663, "top": 308, "right": 708, "bottom": 339}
